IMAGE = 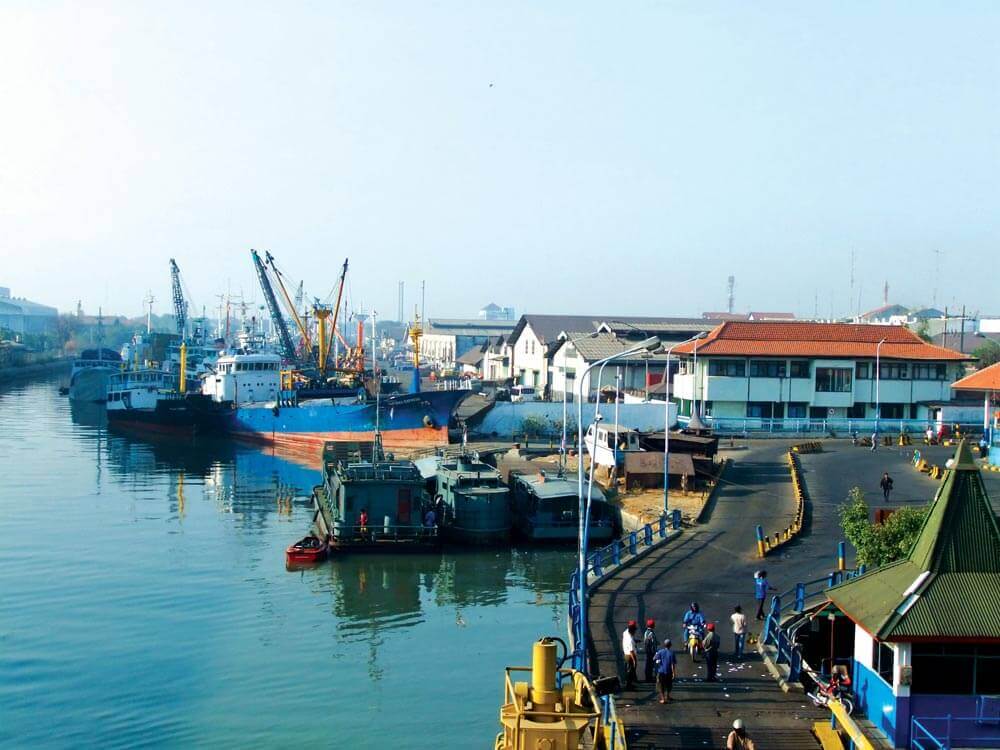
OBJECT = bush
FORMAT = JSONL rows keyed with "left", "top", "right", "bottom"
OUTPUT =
{"left": 520, "top": 414, "right": 548, "bottom": 438}
{"left": 839, "top": 486, "right": 928, "bottom": 567}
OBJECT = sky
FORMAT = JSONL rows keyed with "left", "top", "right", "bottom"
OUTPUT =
{"left": 1, "top": 1, "right": 998, "bottom": 322}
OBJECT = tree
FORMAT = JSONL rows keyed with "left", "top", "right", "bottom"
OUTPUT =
{"left": 914, "top": 319, "right": 932, "bottom": 342}
{"left": 972, "top": 340, "right": 1000, "bottom": 368}
{"left": 839, "top": 486, "right": 928, "bottom": 567}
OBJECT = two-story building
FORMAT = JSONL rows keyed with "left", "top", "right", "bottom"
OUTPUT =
{"left": 418, "top": 318, "right": 517, "bottom": 368}
{"left": 671, "top": 321, "right": 970, "bottom": 426}
{"left": 548, "top": 332, "right": 669, "bottom": 400}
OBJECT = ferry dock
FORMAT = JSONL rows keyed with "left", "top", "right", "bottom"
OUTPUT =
{"left": 583, "top": 439, "right": 1000, "bottom": 749}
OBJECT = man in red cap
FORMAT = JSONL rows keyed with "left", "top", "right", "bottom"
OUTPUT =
{"left": 642, "top": 618, "right": 658, "bottom": 683}
{"left": 621, "top": 620, "right": 638, "bottom": 689}
{"left": 703, "top": 622, "right": 719, "bottom": 682}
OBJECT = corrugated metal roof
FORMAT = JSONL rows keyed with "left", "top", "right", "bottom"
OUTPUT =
{"left": 826, "top": 441, "right": 1000, "bottom": 641}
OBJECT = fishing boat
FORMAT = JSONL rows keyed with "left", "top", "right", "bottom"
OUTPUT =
{"left": 434, "top": 453, "right": 511, "bottom": 544}
{"left": 310, "top": 439, "right": 439, "bottom": 553}
{"left": 509, "top": 471, "right": 615, "bottom": 544}
{"left": 285, "top": 534, "right": 329, "bottom": 564}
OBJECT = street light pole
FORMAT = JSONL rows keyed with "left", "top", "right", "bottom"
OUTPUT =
{"left": 661, "top": 332, "right": 707, "bottom": 514}
{"left": 875, "top": 337, "right": 887, "bottom": 435}
{"left": 558, "top": 332, "right": 598, "bottom": 474}
{"left": 576, "top": 336, "right": 660, "bottom": 673}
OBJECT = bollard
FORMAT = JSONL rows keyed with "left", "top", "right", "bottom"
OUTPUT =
{"left": 671, "top": 508, "right": 681, "bottom": 529}
{"left": 838, "top": 541, "right": 846, "bottom": 571}
{"left": 756, "top": 524, "right": 766, "bottom": 558}
{"left": 628, "top": 531, "right": 637, "bottom": 556}
{"left": 612, "top": 540, "right": 621, "bottom": 565}
{"left": 658, "top": 515, "right": 666, "bottom": 538}
{"left": 795, "top": 582, "right": 805, "bottom": 612}
{"left": 591, "top": 552, "right": 603, "bottom": 578}
{"left": 643, "top": 524, "right": 653, "bottom": 546}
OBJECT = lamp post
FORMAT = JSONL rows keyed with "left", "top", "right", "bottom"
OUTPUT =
{"left": 558, "top": 331, "right": 599, "bottom": 474}
{"left": 875, "top": 337, "right": 887, "bottom": 436}
{"left": 576, "top": 336, "right": 660, "bottom": 672}
{"left": 692, "top": 336, "right": 703, "bottom": 421}
{"left": 662, "top": 332, "right": 707, "bottom": 514}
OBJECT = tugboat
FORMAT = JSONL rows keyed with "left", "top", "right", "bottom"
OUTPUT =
{"left": 434, "top": 453, "right": 511, "bottom": 544}
{"left": 509, "top": 471, "right": 615, "bottom": 544}
{"left": 310, "top": 437, "right": 439, "bottom": 553}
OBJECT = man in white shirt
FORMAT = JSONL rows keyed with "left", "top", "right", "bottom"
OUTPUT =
{"left": 621, "top": 620, "right": 638, "bottom": 689}
{"left": 731, "top": 605, "right": 748, "bottom": 659}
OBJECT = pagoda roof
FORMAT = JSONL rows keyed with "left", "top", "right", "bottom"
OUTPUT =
{"left": 826, "top": 441, "right": 1000, "bottom": 642}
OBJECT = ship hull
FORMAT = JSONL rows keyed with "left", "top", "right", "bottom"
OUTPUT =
{"left": 107, "top": 395, "right": 232, "bottom": 437}
{"left": 69, "top": 367, "right": 116, "bottom": 402}
{"left": 230, "top": 390, "right": 468, "bottom": 454}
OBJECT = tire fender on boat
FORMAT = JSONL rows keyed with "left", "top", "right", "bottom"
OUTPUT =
{"left": 423, "top": 414, "right": 435, "bottom": 428}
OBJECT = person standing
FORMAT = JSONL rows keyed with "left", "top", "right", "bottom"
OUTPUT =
{"left": 642, "top": 619, "right": 658, "bottom": 683}
{"left": 703, "top": 623, "right": 719, "bottom": 682}
{"left": 730, "top": 605, "right": 747, "bottom": 659}
{"left": 870, "top": 430, "right": 878, "bottom": 452}
{"left": 754, "top": 570, "right": 774, "bottom": 620}
{"left": 621, "top": 620, "right": 638, "bottom": 689}
{"left": 726, "top": 719, "right": 757, "bottom": 750}
{"left": 654, "top": 639, "right": 676, "bottom": 704}
{"left": 880, "top": 472, "right": 894, "bottom": 502}
{"left": 359, "top": 508, "right": 369, "bottom": 537}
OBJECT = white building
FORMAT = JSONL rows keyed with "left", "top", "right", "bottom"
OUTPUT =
{"left": 671, "top": 321, "right": 969, "bottom": 423}
{"left": 549, "top": 332, "right": 667, "bottom": 401}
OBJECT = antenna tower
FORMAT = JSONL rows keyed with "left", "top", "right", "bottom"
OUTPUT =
{"left": 726, "top": 275, "right": 735, "bottom": 314}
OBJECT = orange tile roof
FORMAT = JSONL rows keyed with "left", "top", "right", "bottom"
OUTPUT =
{"left": 952, "top": 361, "right": 1000, "bottom": 391}
{"left": 673, "top": 321, "right": 970, "bottom": 361}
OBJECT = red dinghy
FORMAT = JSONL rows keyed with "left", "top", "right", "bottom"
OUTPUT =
{"left": 285, "top": 535, "right": 329, "bottom": 564}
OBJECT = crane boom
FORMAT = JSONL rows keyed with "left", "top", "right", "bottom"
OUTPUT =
{"left": 265, "top": 252, "right": 314, "bottom": 362}
{"left": 169, "top": 258, "right": 188, "bottom": 339}
{"left": 324, "top": 258, "right": 349, "bottom": 373}
{"left": 250, "top": 249, "right": 297, "bottom": 361}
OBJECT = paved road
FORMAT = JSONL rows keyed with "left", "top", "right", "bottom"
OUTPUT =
{"left": 588, "top": 441, "right": 830, "bottom": 750}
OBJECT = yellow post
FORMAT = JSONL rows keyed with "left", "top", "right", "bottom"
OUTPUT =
{"left": 530, "top": 639, "right": 559, "bottom": 711}
{"left": 179, "top": 341, "right": 187, "bottom": 393}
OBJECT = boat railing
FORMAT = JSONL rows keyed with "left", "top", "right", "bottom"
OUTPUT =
{"left": 331, "top": 523, "right": 438, "bottom": 543}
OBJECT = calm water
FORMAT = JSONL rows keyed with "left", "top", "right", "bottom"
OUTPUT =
{"left": 0, "top": 376, "right": 571, "bottom": 748}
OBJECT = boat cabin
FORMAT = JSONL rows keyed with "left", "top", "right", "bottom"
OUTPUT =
{"left": 584, "top": 423, "right": 642, "bottom": 468}
{"left": 509, "top": 471, "right": 614, "bottom": 543}
{"left": 202, "top": 352, "right": 282, "bottom": 405}
{"left": 435, "top": 455, "right": 511, "bottom": 543}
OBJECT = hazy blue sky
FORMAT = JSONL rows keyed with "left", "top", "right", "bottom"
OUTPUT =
{"left": 1, "top": 2, "right": 998, "bottom": 321}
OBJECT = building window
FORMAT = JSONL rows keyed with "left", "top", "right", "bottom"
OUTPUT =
{"left": 912, "top": 363, "right": 947, "bottom": 380}
{"left": 847, "top": 404, "right": 866, "bottom": 419}
{"left": 708, "top": 359, "right": 746, "bottom": 377}
{"left": 879, "top": 404, "right": 905, "bottom": 419}
{"left": 787, "top": 403, "right": 808, "bottom": 418}
{"left": 789, "top": 360, "right": 810, "bottom": 378}
{"left": 749, "top": 360, "right": 786, "bottom": 378}
{"left": 879, "top": 362, "right": 909, "bottom": 380}
{"left": 872, "top": 641, "right": 895, "bottom": 685}
{"left": 815, "top": 367, "right": 852, "bottom": 392}
{"left": 746, "top": 402, "right": 769, "bottom": 418}
{"left": 856, "top": 362, "right": 871, "bottom": 379}
{"left": 912, "top": 644, "right": 1000, "bottom": 695}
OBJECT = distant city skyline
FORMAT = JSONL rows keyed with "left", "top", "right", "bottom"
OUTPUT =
{"left": 2, "top": 2, "right": 998, "bottom": 320}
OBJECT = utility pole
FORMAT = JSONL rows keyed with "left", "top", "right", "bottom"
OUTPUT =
{"left": 144, "top": 291, "right": 155, "bottom": 334}
{"left": 960, "top": 305, "right": 966, "bottom": 353}
{"left": 421, "top": 280, "right": 426, "bottom": 325}
{"left": 726, "top": 275, "right": 735, "bottom": 315}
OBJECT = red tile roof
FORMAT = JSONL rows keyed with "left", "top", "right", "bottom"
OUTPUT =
{"left": 952, "top": 362, "right": 1000, "bottom": 391}
{"left": 673, "top": 321, "right": 970, "bottom": 361}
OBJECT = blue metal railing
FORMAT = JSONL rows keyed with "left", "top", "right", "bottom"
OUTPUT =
{"left": 761, "top": 566, "right": 867, "bottom": 682}
{"left": 677, "top": 415, "right": 985, "bottom": 437}
{"left": 568, "top": 510, "right": 683, "bottom": 671}
{"left": 911, "top": 714, "right": 1000, "bottom": 749}
{"left": 600, "top": 694, "right": 628, "bottom": 750}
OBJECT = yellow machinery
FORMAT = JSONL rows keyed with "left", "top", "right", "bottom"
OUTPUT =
{"left": 409, "top": 313, "right": 423, "bottom": 368}
{"left": 496, "top": 638, "right": 619, "bottom": 750}
{"left": 179, "top": 341, "right": 187, "bottom": 394}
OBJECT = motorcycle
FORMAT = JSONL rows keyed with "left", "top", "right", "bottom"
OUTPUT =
{"left": 685, "top": 623, "right": 705, "bottom": 662}
{"left": 806, "top": 669, "right": 855, "bottom": 716}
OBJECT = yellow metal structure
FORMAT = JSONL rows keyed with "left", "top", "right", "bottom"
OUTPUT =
{"left": 314, "top": 306, "right": 332, "bottom": 376}
{"left": 828, "top": 699, "right": 878, "bottom": 750}
{"left": 409, "top": 313, "right": 423, "bottom": 369}
{"left": 496, "top": 638, "right": 618, "bottom": 750}
{"left": 179, "top": 341, "right": 187, "bottom": 394}
{"left": 812, "top": 721, "right": 846, "bottom": 749}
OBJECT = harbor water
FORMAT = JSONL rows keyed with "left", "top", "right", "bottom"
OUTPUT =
{"left": 0, "top": 376, "right": 571, "bottom": 748}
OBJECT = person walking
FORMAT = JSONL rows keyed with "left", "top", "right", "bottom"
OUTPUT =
{"left": 703, "top": 623, "right": 719, "bottom": 682}
{"left": 880, "top": 472, "right": 894, "bottom": 502}
{"left": 871, "top": 430, "right": 878, "bottom": 452}
{"left": 621, "top": 620, "right": 638, "bottom": 689}
{"left": 642, "top": 619, "right": 658, "bottom": 683}
{"left": 754, "top": 570, "right": 774, "bottom": 620}
{"left": 654, "top": 639, "right": 676, "bottom": 704}
{"left": 730, "top": 605, "right": 747, "bottom": 659}
{"left": 726, "top": 719, "right": 757, "bottom": 750}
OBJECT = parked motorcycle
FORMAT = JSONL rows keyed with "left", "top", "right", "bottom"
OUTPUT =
{"left": 806, "top": 668, "right": 855, "bottom": 716}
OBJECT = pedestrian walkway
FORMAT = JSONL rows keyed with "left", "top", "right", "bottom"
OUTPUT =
{"left": 587, "top": 441, "right": 830, "bottom": 749}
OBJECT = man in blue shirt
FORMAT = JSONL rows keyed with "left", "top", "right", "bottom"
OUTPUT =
{"left": 754, "top": 570, "right": 774, "bottom": 620}
{"left": 654, "top": 639, "right": 676, "bottom": 704}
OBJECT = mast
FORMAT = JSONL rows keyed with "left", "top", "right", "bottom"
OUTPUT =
{"left": 250, "top": 249, "right": 297, "bottom": 361}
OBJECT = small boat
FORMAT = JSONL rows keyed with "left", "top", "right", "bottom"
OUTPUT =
{"left": 285, "top": 535, "right": 329, "bottom": 564}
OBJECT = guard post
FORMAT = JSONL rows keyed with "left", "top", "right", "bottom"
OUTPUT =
{"left": 837, "top": 541, "right": 846, "bottom": 571}
{"left": 755, "top": 524, "right": 766, "bottom": 558}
